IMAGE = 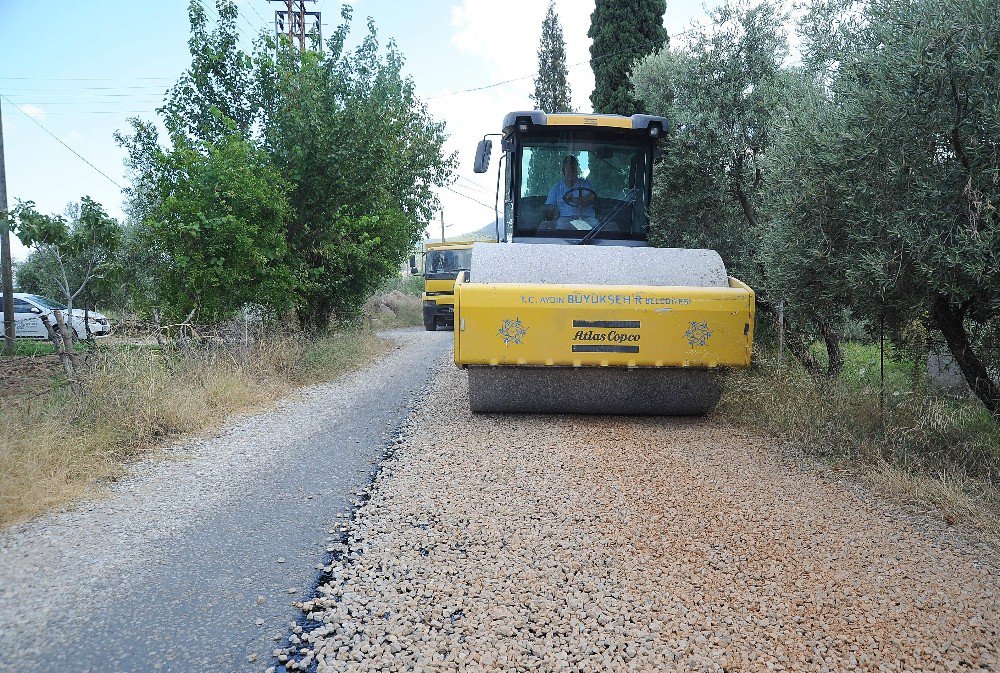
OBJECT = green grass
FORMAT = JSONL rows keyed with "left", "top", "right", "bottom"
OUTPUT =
{"left": 5, "top": 338, "right": 92, "bottom": 357}
{"left": 380, "top": 273, "right": 424, "bottom": 297}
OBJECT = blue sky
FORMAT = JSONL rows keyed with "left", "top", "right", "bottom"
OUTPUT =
{"left": 0, "top": 0, "right": 721, "bottom": 261}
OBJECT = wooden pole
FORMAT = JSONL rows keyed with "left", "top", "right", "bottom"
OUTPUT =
{"left": 0, "top": 103, "right": 15, "bottom": 354}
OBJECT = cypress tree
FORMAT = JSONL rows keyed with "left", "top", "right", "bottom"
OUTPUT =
{"left": 531, "top": 1, "right": 573, "bottom": 114}
{"left": 527, "top": 1, "right": 574, "bottom": 196}
{"left": 589, "top": 0, "right": 669, "bottom": 115}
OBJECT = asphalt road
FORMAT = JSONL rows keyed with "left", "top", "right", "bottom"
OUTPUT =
{"left": 0, "top": 328, "right": 449, "bottom": 673}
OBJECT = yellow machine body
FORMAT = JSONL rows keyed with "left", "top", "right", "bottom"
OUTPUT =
{"left": 422, "top": 278, "right": 457, "bottom": 307}
{"left": 454, "top": 276, "right": 754, "bottom": 368}
{"left": 420, "top": 242, "right": 477, "bottom": 331}
{"left": 458, "top": 110, "right": 755, "bottom": 414}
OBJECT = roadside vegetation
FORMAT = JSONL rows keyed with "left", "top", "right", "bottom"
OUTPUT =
{"left": 718, "top": 341, "right": 1000, "bottom": 542}
{"left": 628, "top": 0, "right": 1000, "bottom": 540}
{"left": 0, "top": 1, "right": 445, "bottom": 527}
{"left": 0, "top": 331, "right": 389, "bottom": 528}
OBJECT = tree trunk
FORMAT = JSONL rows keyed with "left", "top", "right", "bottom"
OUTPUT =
{"left": 730, "top": 181, "right": 760, "bottom": 230}
{"left": 757, "top": 299, "right": 823, "bottom": 375}
{"left": 40, "top": 313, "right": 76, "bottom": 385}
{"left": 817, "top": 319, "right": 845, "bottom": 378}
{"left": 152, "top": 307, "right": 166, "bottom": 348}
{"left": 53, "top": 310, "right": 79, "bottom": 370}
{"left": 932, "top": 293, "right": 1000, "bottom": 422}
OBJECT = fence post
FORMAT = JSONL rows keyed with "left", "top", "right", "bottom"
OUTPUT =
{"left": 879, "top": 312, "right": 885, "bottom": 426}
{"left": 777, "top": 299, "right": 785, "bottom": 366}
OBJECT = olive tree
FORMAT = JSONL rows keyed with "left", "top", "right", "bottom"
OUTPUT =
{"left": 799, "top": 0, "right": 1000, "bottom": 418}
{"left": 632, "top": 0, "right": 849, "bottom": 375}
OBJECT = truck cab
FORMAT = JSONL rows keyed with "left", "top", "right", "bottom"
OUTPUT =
{"left": 415, "top": 242, "right": 473, "bottom": 331}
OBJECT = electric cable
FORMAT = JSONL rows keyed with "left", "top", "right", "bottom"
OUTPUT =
{"left": 443, "top": 185, "right": 493, "bottom": 210}
{"left": 0, "top": 95, "right": 124, "bottom": 189}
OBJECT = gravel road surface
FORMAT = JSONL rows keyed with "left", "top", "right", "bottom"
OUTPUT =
{"left": 0, "top": 328, "right": 448, "bottom": 673}
{"left": 281, "top": 365, "right": 998, "bottom": 672}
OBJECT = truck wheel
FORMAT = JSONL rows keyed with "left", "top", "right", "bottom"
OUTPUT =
{"left": 424, "top": 316, "right": 438, "bottom": 331}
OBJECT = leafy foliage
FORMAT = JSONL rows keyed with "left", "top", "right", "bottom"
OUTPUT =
{"left": 116, "top": 1, "right": 452, "bottom": 330}
{"left": 793, "top": 0, "right": 1000, "bottom": 418}
{"left": 255, "top": 8, "right": 453, "bottom": 329}
{"left": 631, "top": 2, "right": 839, "bottom": 365}
{"left": 12, "top": 197, "right": 120, "bottom": 314}
{"left": 589, "top": 0, "right": 668, "bottom": 115}
{"left": 118, "top": 129, "right": 293, "bottom": 323}
{"left": 634, "top": 0, "right": 1000, "bottom": 418}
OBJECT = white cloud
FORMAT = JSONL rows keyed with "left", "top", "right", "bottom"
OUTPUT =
{"left": 19, "top": 103, "right": 47, "bottom": 119}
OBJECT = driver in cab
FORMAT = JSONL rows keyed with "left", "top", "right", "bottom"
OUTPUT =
{"left": 543, "top": 155, "right": 598, "bottom": 230}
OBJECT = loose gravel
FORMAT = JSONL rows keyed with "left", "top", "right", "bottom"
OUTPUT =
{"left": 280, "top": 365, "right": 998, "bottom": 672}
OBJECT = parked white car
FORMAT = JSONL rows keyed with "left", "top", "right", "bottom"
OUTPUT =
{"left": 0, "top": 293, "right": 112, "bottom": 339}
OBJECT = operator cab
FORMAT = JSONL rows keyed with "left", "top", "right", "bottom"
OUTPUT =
{"left": 424, "top": 247, "right": 472, "bottom": 280}
{"left": 474, "top": 112, "right": 668, "bottom": 247}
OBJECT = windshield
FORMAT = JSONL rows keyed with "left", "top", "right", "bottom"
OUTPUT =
{"left": 514, "top": 132, "right": 651, "bottom": 241}
{"left": 26, "top": 295, "right": 68, "bottom": 310}
{"left": 425, "top": 248, "right": 472, "bottom": 277}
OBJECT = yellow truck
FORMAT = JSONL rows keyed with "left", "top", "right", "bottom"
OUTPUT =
{"left": 411, "top": 242, "right": 474, "bottom": 331}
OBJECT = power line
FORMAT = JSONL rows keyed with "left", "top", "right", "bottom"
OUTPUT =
{"left": 0, "top": 85, "right": 168, "bottom": 92}
{"left": 4, "top": 97, "right": 165, "bottom": 104}
{"left": 0, "top": 76, "right": 173, "bottom": 82}
{"left": 5, "top": 99, "right": 165, "bottom": 104}
{"left": 427, "top": 52, "right": 611, "bottom": 100}
{"left": 426, "top": 38, "right": 692, "bottom": 102}
{"left": 0, "top": 95, "right": 124, "bottom": 190}
{"left": 245, "top": 1, "right": 269, "bottom": 23}
{"left": 454, "top": 175, "right": 492, "bottom": 195}
{"left": 443, "top": 185, "right": 494, "bottom": 210}
{"left": 15, "top": 110, "right": 158, "bottom": 116}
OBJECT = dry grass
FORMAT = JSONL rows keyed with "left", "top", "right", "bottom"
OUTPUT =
{"left": 717, "top": 359, "right": 1000, "bottom": 545}
{"left": 0, "top": 331, "right": 389, "bottom": 528}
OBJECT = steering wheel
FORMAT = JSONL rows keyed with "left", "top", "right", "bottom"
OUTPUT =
{"left": 563, "top": 186, "right": 596, "bottom": 205}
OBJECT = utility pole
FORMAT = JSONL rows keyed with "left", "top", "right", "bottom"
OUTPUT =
{"left": 271, "top": 0, "right": 321, "bottom": 52}
{"left": 440, "top": 211, "right": 445, "bottom": 243}
{"left": 0, "top": 103, "right": 15, "bottom": 354}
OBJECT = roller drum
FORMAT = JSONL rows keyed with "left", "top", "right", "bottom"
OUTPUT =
{"left": 470, "top": 242, "right": 729, "bottom": 287}
{"left": 467, "top": 366, "right": 723, "bottom": 415}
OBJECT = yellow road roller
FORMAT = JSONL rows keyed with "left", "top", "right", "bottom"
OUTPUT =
{"left": 454, "top": 111, "right": 755, "bottom": 414}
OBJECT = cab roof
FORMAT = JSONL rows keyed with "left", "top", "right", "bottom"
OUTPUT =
{"left": 502, "top": 111, "right": 669, "bottom": 133}
{"left": 424, "top": 241, "right": 476, "bottom": 251}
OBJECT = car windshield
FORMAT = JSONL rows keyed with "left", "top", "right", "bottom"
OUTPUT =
{"left": 26, "top": 295, "right": 68, "bottom": 310}
{"left": 425, "top": 248, "right": 472, "bottom": 277}
{"left": 514, "top": 132, "right": 650, "bottom": 241}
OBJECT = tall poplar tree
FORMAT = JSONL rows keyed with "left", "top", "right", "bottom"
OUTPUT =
{"left": 589, "top": 0, "right": 669, "bottom": 115}
{"left": 531, "top": 1, "right": 573, "bottom": 113}
{"left": 528, "top": 2, "right": 574, "bottom": 196}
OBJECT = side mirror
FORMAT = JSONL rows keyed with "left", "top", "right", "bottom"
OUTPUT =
{"left": 409, "top": 254, "right": 418, "bottom": 275}
{"left": 30, "top": 307, "right": 42, "bottom": 314}
{"left": 473, "top": 139, "right": 492, "bottom": 174}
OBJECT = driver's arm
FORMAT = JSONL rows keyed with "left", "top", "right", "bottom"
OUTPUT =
{"left": 542, "top": 184, "right": 559, "bottom": 221}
